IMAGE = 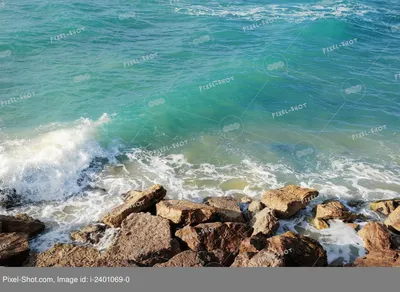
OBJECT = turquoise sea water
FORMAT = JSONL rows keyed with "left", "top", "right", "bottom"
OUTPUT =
{"left": 1, "top": 0, "right": 400, "bottom": 263}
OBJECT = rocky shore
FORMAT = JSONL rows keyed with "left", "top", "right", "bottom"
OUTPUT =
{"left": 1, "top": 185, "right": 400, "bottom": 267}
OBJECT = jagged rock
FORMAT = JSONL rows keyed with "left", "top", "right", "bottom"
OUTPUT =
{"left": 176, "top": 222, "right": 251, "bottom": 253}
{"left": 247, "top": 201, "right": 264, "bottom": 219}
{"left": 154, "top": 250, "right": 203, "bottom": 267}
{"left": 250, "top": 208, "right": 279, "bottom": 237}
{"left": 204, "top": 196, "right": 244, "bottom": 222}
{"left": 94, "top": 254, "right": 139, "bottom": 267}
{"left": 353, "top": 250, "right": 400, "bottom": 267}
{"left": 102, "top": 184, "right": 167, "bottom": 227}
{"left": 103, "top": 213, "right": 180, "bottom": 266}
{"left": 315, "top": 200, "right": 357, "bottom": 224}
{"left": 239, "top": 235, "right": 267, "bottom": 253}
{"left": 261, "top": 185, "right": 319, "bottom": 218}
{"left": 231, "top": 252, "right": 255, "bottom": 267}
{"left": 70, "top": 224, "right": 107, "bottom": 245}
{"left": 358, "top": 222, "right": 392, "bottom": 252}
{"left": 314, "top": 218, "right": 330, "bottom": 230}
{"left": 0, "top": 213, "right": 45, "bottom": 238}
{"left": 384, "top": 206, "right": 400, "bottom": 233}
{"left": 370, "top": 199, "right": 400, "bottom": 216}
{"left": 264, "top": 231, "right": 327, "bottom": 267}
{"left": 231, "top": 250, "right": 285, "bottom": 267}
{"left": 156, "top": 200, "right": 218, "bottom": 226}
{"left": 0, "top": 233, "right": 30, "bottom": 267}
{"left": 31, "top": 244, "right": 100, "bottom": 267}
{"left": 0, "top": 188, "right": 22, "bottom": 209}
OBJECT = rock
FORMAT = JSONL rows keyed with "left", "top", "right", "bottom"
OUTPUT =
{"left": 261, "top": 185, "right": 319, "bottom": 218}
{"left": 240, "top": 196, "right": 253, "bottom": 204}
{"left": 0, "top": 213, "right": 45, "bottom": 238}
{"left": 176, "top": 222, "right": 251, "bottom": 253}
{"left": 232, "top": 250, "right": 285, "bottom": 267}
{"left": 0, "top": 188, "right": 22, "bottom": 209}
{"left": 102, "top": 184, "right": 167, "bottom": 227}
{"left": 31, "top": 243, "right": 100, "bottom": 267}
{"left": 345, "top": 223, "right": 360, "bottom": 231}
{"left": 370, "top": 199, "right": 400, "bottom": 216}
{"left": 204, "top": 196, "right": 245, "bottom": 222}
{"left": 239, "top": 235, "right": 267, "bottom": 253}
{"left": 94, "top": 254, "right": 139, "bottom": 267}
{"left": 315, "top": 200, "right": 357, "bottom": 223}
{"left": 264, "top": 231, "right": 328, "bottom": 267}
{"left": 103, "top": 213, "right": 180, "bottom": 266}
{"left": 353, "top": 250, "right": 400, "bottom": 267}
{"left": 154, "top": 250, "right": 203, "bottom": 267}
{"left": 314, "top": 218, "right": 330, "bottom": 230}
{"left": 384, "top": 206, "right": 400, "bottom": 233}
{"left": 156, "top": 200, "right": 218, "bottom": 226}
{"left": 358, "top": 222, "right": 392, "bottom": 252}
{"left": 250, "top": 208, "right": 279, "bottom": 237}
{"left": 0, "top": 233, "right": 30, "bottom": 267}
{"left": 247, "top": 201, "right": 264, "bottom": 219}
{"left": 70, "top": 224, "right": 107, "bottom": 245}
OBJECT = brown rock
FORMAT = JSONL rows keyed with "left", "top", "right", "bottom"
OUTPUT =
{"left": 370, "top": 199, "right": 400, "bottom": 216}
{"left": 240, "top": 196, "right": 253, "bottom": 204}
{"left": 204, "top": 196, "right": 244, "bottom": 222}
{"left": 384, "top": 206, "right": 400, "bottom": 233}
{"left": 247, "top": 201, "right": 264, "bottom": 219}
{"left": 232, "top": 250, "right": 285, "bottom": 267}
{"left": 103, "top": 212, "right": 179, "bottom": 266}
{"left": 154, "top": 250, "right": 203, "bottom": 267}
{"left": 358, "top": 222, "right": 391, "bottom": 252}
{"left": 31, "top": 244, "right": 100, "bottom": 267}
{"left": 239, "top": 235, "right": 267, "bottom": 253}
{"left": 156, "top": 200, "right": 217, "bottom": 226}
{"left": 261, "top": 185, "right": 318, "bottom": 218}
{"left": 250, "top": 208, "right": 279, "bottom": 237}
{"left": 265, "top": 231, "right": 328, "bottom": 267}
{"left": 345, "top": 223, "right": 360, "bottom": 231}
{"left": 231, "top": 252, "right": 255, "bottom": 267}
{"left": 70, "top": 224, "right": 107, "bottom": 245}
{"left": 353, "top": 250, "right": 400, "bottom": 267}
{"left": 93, "top": 254, "right": 139, "bottom": 267}
{"left": 102, "top": 184, "right": 167, "bottom": 227}
{"left": 0, "top": 214, "right": 45, "bottom": 238}
{"left": 315, "top": 200, "right": 357, "bottom": 223}
{"left": 176, "top": 222, "right": 251, "bottom": 253}
{"left": 0, "top": 233, "right": 30, "bottom": 267}
{"left": 314, "top": 218, "right": 330, "bottom": 230}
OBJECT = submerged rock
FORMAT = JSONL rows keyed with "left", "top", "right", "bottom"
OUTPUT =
{"left": 0, "top": 213, "right": 45, "bottom": 238}
{"left": 0, "top": 233, "right": 30, "bottom": 267}
{"left": 358, "top": 222, "right": 392, "bottom": 252}
{"left": 204, "top": 196, "right": 245, "bottom": 222}
{"left": 384, "top": 206, "right": 400, "bottom": 233}
{"left": 261, "top": 185, "right": 318, "bottom": 218}
{"left": 102, "top": 184, "right": 167, "bottom": 227}
{"left": 370, "top": 199, "right": 400, "bottom": 216}
{"left": 156, "top": 200, "right": 218, "bottom": 226}
{"left": 70, "top": 223, "right": 107, "bottom": 245}
{"left": 0, "top": 188, "right": 22, "bottom": 210}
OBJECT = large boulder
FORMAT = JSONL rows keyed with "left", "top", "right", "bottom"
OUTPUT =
{"left": 358, "top": 222, "right": 391, "bottom": 252}
{"left": 0, "top": 214, "right": 45, "bottom": 238}
{"left": 261, "top": 185, "right": 318, "bottom": 218}
{"left": 70, "top": 224, "right": 107, "bottom": 245}
{"left": 264, "top": 232, "right": 327, "bottom": 267}
{"left": 249, "top": 208, "right": 279, "bottom": 237}
{"left": 204, "top": 196, "right": 245, "bottom": 222}
{"left": 156, "top": 200, "right": 218, "bottom": 226}
{"left": 30, "top": 243, "right": 100, "bottom": 267}
{"left": 384, "top": 206, "right": 400, "bottom": 233}
{"left": 314, "top": 200, "right": 357, "bottom": 229}
{"left": 154, "top": 251, "right": 203, "bottom": 267}
{"left": 175, "top": 222, "right": 251, "bottom": 253}
{"left": 370, "top": 199, "right": 400, "bottom": 216}
{"left": 0, "top": 233, "right": 30, "bottom": 267}
{"left": 102, "top": 184, "right": 167, "bottom": 227}
{"left": 102, "top": 212, "right": 180, "bottom": 266}
{"left": 353, "top": 250, "right": 400, "bottom": 267}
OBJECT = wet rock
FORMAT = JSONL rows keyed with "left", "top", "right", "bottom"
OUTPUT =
{"left": 0, "top": 233, "right": 30, "bottom": 267}
{"left": 70, "top": 224, "right": 107, "bottom": 245}
{"left": 370, "top": 199, "right": 400, "bottom": 216}
{"left": 314, "top": 218, "right": 330, "bottom": 230}
{"left": 261, "top": 185, "right": 319, "bottom": 218}
{"left": 175, "top": 222, "right": 251, "bottom": 253}
{"left": 353, "top": 250, "right": 400, "bottom": 267}
{"left": 384, "top": 206, "right": 400, "bottom": 233}
{"left": 0, "top": 188, "right": 22, "bottom": 210}
{"left": 247, "top": 201, "right": 264, "bottom": 219}
{"left": 250, "top": 208, "right": 279, "bottom": 237}
{"left": 204, "top": 196, "right": 245, "bottom": 222}
{"left": 156, "top": 200, "right": 218, "bottom": 226}
{"left": 264, "top": 231, "right": 328, "bottom": 267}
{"left": 102, "top": 184, "right": 167, "bottom": 227}
{"left": 31, "top": 244, "right": 100, "bottom": 267}
{"left": 0, "top": 213, "right": 45, "bottom": 238}
{"left": 154, "top": 250, "right": 203, "bottom": 267}
{"left": 358, "top": 222, "right": 392, "bottom": 252}
{"left": 232, "top": 250, "right": 285, "bottom": 267}
{"left": 315, "top": 200, "right": 357, "bottom": 224}
{"left": 103, "top": 213, "right": 180, "bottom": 266}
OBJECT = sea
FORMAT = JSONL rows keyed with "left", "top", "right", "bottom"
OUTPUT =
{"left": 0, "top": 0, "right": 399, "bottom": 265}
